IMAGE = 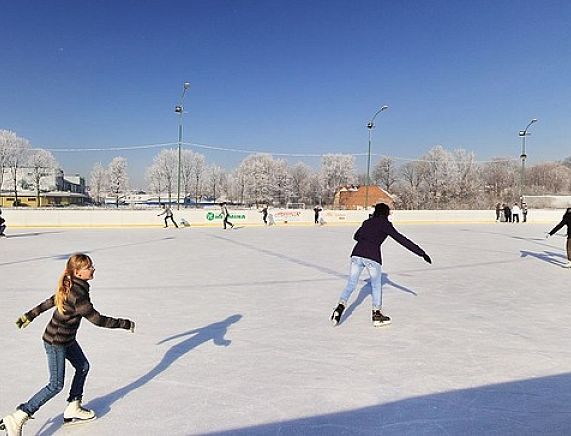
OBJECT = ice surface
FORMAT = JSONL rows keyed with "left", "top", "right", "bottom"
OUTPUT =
{"left": 0, "top": 223, "right": 570, "bottom": 435}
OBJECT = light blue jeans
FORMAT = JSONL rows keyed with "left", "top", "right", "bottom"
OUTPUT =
{"left": 339, "top": 256, "right": 383, "bottom": 310}
{"left": 19, "top": 340, "right": 90, "bottom": 416}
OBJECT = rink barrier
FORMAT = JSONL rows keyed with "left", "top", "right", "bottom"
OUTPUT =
{"left": 0, "top": 208, "right": 566, "bottom": 228}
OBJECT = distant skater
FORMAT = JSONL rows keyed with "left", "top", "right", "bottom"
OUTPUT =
{"left": 0, "top": 208, "right": 6, "bottom": 237}
{"left": 0, "top": 254, "right": 135, "bottom": 436}
{"left": 313, "top": 205, "right": 322, "bottom": 224}
{"left": 546, "top": 208, "right": 571, "bottom": 268}
{"left": 522, "top": 202, "right": 528, "bottom": 223}
{"left": 495, "top": 203, "right": 501, "bottom": 222}
{"left": 330, "top": 203, "right": 432, "bottom": 327}
{"left": 221, "top": 203, "right": 234, "bottom": 229}
{"left": 503, "top": 204, "right": 512, "bottom": 223}
{"left": 260, "top": 205, "right": 268, "bottom": 225}
{"left": 158, "top": 204, "right": 178, "bottom": 228}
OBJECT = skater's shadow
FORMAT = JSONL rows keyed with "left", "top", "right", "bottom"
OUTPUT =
{"left": 35, "top": 314, "right": 242, "bottom": 436}
{"left": 520, "top": 250, "right": 568, "bottom": 267}
{"left": 4, "top": 231, "right": 62, "bottom": 238}
{"left": 340, "top": 274, "right": 416, "bottom": 325}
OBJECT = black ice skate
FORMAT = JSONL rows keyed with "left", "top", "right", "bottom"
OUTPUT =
{"left": 330, "top": 303, "right": 346, "bottom": 326}
{"left": 372, "top": 310, "right": 391, "bottom": 327}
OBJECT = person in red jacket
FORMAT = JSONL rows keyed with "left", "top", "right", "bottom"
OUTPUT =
{"left": 0, "top": 253, "right": 135, "bottom": 436}
{"left": 330, "top": 203, "right": 432, "bottom": 327}
{"left": 547, "top": 208, "right": 571, "bottom": 268}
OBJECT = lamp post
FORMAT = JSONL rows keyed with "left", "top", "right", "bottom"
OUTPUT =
{"left": 518, "top": 118, "right": 537, "bottom": 203}
{"left": 365, "top": 105, "right": 389, "bottom": 209}
{"left": 175, "top": 82, "right": 191, "bottom": 210}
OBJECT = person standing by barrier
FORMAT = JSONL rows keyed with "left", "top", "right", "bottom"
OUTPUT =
{"left": 0, "top": 208, "right": 6, "bottom": 237}
{"left": 158, "top": 203, "right": 178, "bottom": 228}
{"left": 495, "top": 203, "right": 501, "bottom": 222}
{"left": 512, "top": 203, "right": 521, "bottom": 223}
{"left": 522, "top": 202, "right": 528, "bottom": 222}
{"left": 503, "top": 204, "right": 512, "bottom": 223}
{"left": 313, "top": 205, "right": 322, "bottom": 224}
{"left": 330, "top": 203, "right": 432, "bottom": 327}
{"left": 221, "top": 203, "right": 234, "bottom": 229}
{"left": 0, "top": 254, "right": 135, "bottom": 435}
{"left": 260, "top": 205, "right": 268, "bottom": 225}
{"left": 547, "top": 208, "right": 571, "bottom": 268}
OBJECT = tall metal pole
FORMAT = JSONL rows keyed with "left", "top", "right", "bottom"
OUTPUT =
{"left": 365, "top": 105, "right": 389, "bottom": 209}
{"left": 175, "top": 82, "right": 190, "bottom": 210}
{"left": 518, "top": 118, "right": 537, "bottom": 203}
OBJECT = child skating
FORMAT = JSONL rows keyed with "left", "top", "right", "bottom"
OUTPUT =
{"left": 330, "top": 203, "right": 432, "bottom": 327}
{"left": 0, "top": 254, "right": 135, "bottom": 436}
{"left": 546, "top": 207, "right": 571, "bottom": 268}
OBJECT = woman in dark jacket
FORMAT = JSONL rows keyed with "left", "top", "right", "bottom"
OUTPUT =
{"left": 547, "top": 208, "right": 571, "bottom": 268}
{"left": 331, "top": 203, "right": 432, "bottom": 327}
{"left": 1, "top": 253, "right": 135, "bottom": 436}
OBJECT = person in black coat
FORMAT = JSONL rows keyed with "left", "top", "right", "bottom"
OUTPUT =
{"left": 0, "top": 208, "right": 6, "bottom": 237}
{"left": 547, "top": 208, "right": 571, "bottom": 268}
{"left": 330, "top": 203, "right": 432, "bottom": 327}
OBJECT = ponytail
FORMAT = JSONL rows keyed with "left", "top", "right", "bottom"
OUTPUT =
{"left": 54, "top": 253, "right": 92, "bottom": 314}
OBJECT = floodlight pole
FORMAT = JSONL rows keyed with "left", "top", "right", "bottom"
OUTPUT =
{"left": 365, "top": 105, "right": 389, "bottom": 209}
{"left": 518, "top": 118, "right": 537, "bottom": 203}
{"left": 175, "top": 82, "right": 191, "bottom": 210}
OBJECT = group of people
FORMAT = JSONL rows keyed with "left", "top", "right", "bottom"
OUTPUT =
{"left": 496, "top": 202, "right": 528, "bottom": 223}
{"left": 2, "top": 203, "right": 570, "bottom": 436}
{"left": 157, "top": 203, "right": 235, "bottom": 229}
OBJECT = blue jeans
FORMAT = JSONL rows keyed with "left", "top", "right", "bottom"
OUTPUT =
{"left": 19, "top": 341, "right": 90, "bottom": 416}
{"left": 339, "top": 256, "right": 383, "bottom": 310}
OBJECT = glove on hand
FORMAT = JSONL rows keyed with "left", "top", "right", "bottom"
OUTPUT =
{"left": 545, "top": 234, "right": 550, "bottom": 239}
{"left": 16, "top": 315, "right": 30, "bottom": 329}
{"left": 422, "top": 253, "right": 432, "bottom": 264}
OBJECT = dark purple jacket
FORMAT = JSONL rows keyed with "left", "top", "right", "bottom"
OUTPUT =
{"left": 549, "top": 212, "right": 571, "bottom": 237}
{"left": 350, "top": 216, "right": 426, "bottom": 264}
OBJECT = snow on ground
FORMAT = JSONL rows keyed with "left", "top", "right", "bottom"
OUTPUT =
{"left": 0, "top": 222, "right": 570, "bottom": 435}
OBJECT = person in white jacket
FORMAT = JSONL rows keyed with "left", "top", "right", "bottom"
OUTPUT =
{"left": 512, "top": 203, "right": 521, "bottom": 223}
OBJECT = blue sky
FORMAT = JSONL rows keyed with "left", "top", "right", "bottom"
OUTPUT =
{"left": 1, "top": 0, "right": 570, "bottom": 187}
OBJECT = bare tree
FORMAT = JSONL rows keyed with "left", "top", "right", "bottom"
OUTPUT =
{"left": 89, "top": 162, "right": 108, "bottom": 206}
{"left": 396, "top": 161, "right": 424, "bottom": 209}
{"left": 108, "top": 157, "right": 129, "bottom": 208}
{"left": 28, "top": 149, "right": 58, "bottom": 206}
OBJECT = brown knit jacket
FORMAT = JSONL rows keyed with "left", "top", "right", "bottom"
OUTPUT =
{"left": 25, "top": 278, "right": 132, "bottom": 346}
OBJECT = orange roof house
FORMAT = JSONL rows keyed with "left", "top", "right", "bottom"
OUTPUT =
{"left": 333, "top": 185, "right": 395, "bottom": 210}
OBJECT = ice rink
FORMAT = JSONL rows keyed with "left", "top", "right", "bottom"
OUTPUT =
{"left": 1, "top": 221, "right": 570, "bottom": 435}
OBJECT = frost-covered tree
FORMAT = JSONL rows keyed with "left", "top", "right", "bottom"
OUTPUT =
{"left": 89, "top": 162, "right": 108, "bottom": 206}
{"left": 204, "top": 164, "right": 225, "bottom": 202}
{"left": 28, "top": 148, "right": 58, "bottom": 206}
{"left": 0, "top": 130, "right": 19, "bottom": 192}
{"left": 236, "top": 154, "right": 275, "bottom": 205}
{"left": 372, "top": 157, "right": 398, "bottom": 192}
{"left": 418, "top": 146, "right": 455, "bottom": 208}
{"left": 181, "top": 149, "right": 206, "bottom": 204}
{"left": 145, "top": 163, "right": 163, "bottom": 204}
{"left": 107, "top": 157, "right": 129, "bottom": 208}
{"left": 320, "top": 154, "right": 355, "bottom": 205}
{"left": 481, "top": 158, "right": 518, "bottom": 201}
{"left": 288, "top": 162, "right": 313, "bottom": 204}
{"left": 150, "top": 149, "right": 177, "bottom": 204}
{"left": 6, "top": 133, "right": 30, "bottom": 206}
{"left": 396, "top": 161, "right": 424, "bottom": 209}
{"left": 271, "top": 158, "right": 291, "bottom": 206}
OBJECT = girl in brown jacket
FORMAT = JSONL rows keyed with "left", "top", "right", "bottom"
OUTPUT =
{"left": 0, "top": 253, "right": 135, "bottom": 436}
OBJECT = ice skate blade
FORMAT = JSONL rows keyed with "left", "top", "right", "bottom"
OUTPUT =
{"left": 373, "top": 321, "right": 391, "bottom": 327}
{"left": 63, "top": 416, "right": 97, "bottom": 426}
{"left": 0, "top": 419, "right": 5, "bottom": 431}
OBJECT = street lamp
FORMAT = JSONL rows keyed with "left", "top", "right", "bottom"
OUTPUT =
{"left": 518, "top": 118, "right": 538, "bottom": 202}
{"left": 175, "top": 81, "right": 191, "bottom": 210}
{"left": 365, "top": 105, "right": 389, "bottom": 208}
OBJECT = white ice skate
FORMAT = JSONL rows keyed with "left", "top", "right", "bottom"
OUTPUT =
{"left": 63, "top": 400, "right": 96, "bottom": 425}
{"left": 0, "top": 409, "right": 30, "bottom": 436}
